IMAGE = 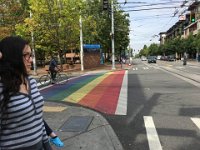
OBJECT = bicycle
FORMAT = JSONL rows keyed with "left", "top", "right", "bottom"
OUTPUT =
{"left": 39, "top": 69, "right": 68, "bottom": 86}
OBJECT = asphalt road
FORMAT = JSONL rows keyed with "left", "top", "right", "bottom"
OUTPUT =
{"left": 40, "top": 59, "right": 200, "bottom": 150}
{"left": 104, "top": 60, "right": 200, "bottom": 150}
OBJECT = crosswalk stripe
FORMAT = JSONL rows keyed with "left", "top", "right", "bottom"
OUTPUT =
{"left": 133, "top": 68, "right": 138, "bottom": 70}
{"left": 115, "top": 70, "right": 128, "bottom": 115}
{"left": 144, "top": 116, "right": 162, "bottom": 150}
{"left": 191, "top": 118, "right": 200, "bottom": 129}
{"left": 133, "top": 67, "right": 151, "bottom": 70}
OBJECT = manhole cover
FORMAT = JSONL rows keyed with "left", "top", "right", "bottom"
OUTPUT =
{"left": 59, "top": 116, "right": 93, "bottom": 132}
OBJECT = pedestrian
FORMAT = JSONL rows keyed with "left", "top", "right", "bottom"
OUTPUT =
{"left": 183, "top": 54, "right": 187, "bottom": 65}
{"left": 49, "top": 56, "right": 59, "bottom": 83}
{"left": 0, "top": 36, "right": 52, "bottom": 150}
{"left": 44, "top": 120, "right": 64, "bottom": 147}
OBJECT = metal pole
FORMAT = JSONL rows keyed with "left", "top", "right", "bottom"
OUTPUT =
{"left": 30, "top": 11, "right": 37, "bottom": 75}
{"left": 111, "top": 0, "right": 116, "bottom": 70}
{"left": 79, "top": 15, "right": 84, "bottom": 71}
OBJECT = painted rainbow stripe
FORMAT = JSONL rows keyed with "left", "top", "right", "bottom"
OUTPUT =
{"left": 41, "top": 70, "right": 127, "bottom": 114}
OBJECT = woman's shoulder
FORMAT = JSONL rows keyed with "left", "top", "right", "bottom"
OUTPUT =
{"left": 28, "top": 76, "right": 37, "bottom": 84}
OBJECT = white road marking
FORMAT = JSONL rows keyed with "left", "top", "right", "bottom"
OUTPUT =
{"left": 191, "top": 118, "right": 200, "bottom": 129}
{"left": 144, "top": 116, "right": 162, "bottom": 150}
{"left": 115, "top": 70, "right": 128, "bottom": 115}
{"left": 133, "top": 68, "right": 138, "bottom": 70}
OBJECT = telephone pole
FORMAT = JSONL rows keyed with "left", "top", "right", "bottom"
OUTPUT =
{"left": 30, "top": 11, "right": 37, "bottom": 75}
{"left": 79, "top": 15, "right": 84, "bottom": 71}
{"left": 111, "top": 0, "right": 116, "bottom": 70}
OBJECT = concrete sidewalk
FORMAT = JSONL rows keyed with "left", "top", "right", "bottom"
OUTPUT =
{"left": 43, "top": 101, "right": 123, "bottom": 150}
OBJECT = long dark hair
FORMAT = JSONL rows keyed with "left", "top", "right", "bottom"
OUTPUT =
{"left": 0, "top": 36, "right": 29, "bottom": 117}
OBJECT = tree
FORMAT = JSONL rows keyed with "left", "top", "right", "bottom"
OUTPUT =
{"left": 2, "top": 0, "right": 130, "bottom": 66}
{"left": 0, "top": 0, "right": 29, "bottom": 39}
{"left": 148, "top": 43, "right": 159, "bottom": 55}
{"left": 139, "top": 45, "right": 148, "bottom": 56}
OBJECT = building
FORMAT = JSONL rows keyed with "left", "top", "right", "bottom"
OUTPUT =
{"left": 184, "top": 1, "right": 200, "bottom": 38}
{"left": 159, "top": 1, "right": 200, "bottom": 60}
{"left": 159, "top": 32, "right": 166, "bottom": 45}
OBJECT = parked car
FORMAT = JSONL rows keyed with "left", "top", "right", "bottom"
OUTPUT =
{"left": 157, "top": 55, "right": 162, "bottom": 60}
{"left": 161, "top": 56, "right": 168, "bottom": 61}
{"left": 167, "top": 55, "right": 175, "bottom": 61}
{"left": 147, "top": 56, "right": 156, "bottom": 63}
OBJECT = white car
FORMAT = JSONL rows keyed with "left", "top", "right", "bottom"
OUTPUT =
{"left": 141, "top": 56, "right": 147, "bottom": 61}
{"left": 157, "top": 55, "right": 162, "bottom": 60}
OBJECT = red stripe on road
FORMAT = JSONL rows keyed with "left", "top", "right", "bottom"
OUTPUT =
{"left": 79, "top": 70, "right": 125, "bottom": 114}
{"left": 78, "top": 73, "right": 114, "bottom": 108}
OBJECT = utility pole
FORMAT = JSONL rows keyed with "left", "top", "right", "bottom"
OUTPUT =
{"left": 111, "top": 0, "right": 116, "bottom": 70}
{"left": 79, "top": 15, "right": 84, "bottom": 71}
{"left": 30, "top": 11, "right": 37, "bottom": 75}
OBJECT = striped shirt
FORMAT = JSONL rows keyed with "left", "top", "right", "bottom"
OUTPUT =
{"left": 0, "top": 76, "right": 48, "bottom": 149}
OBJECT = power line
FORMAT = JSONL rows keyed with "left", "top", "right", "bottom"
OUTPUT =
{"left": 124, "top": 6, "right": 181, "bottom": 12}
{"left": 117, "top": 0, "right": 188, "bottom": 5}
{"left": 130, "top": 13, "right": 175, "bottom": 21}
{"left": 120, "top": 1, "right": 186, "bottom": 9}
{"left": 117, "top": 1, "right": 147, "bottom": 4}
{"left": 131, "top": 16, "right": 174, "bottom": 21}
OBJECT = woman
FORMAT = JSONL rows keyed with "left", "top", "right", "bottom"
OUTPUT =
{"left": 0, "top": 36, "right": 52, "bottom": 150}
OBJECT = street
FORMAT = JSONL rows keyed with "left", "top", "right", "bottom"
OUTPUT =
{"left": 40, "top": 59, "right": 200, "bottom": 150}
{"left": 105, "top": 59, "right": 200, "bottom": 150}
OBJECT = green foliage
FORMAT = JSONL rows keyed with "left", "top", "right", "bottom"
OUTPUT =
{"left": 139, "top": 45, "right": 148, "bottom": 56}
{"left": 0, "top": 0, "right": 29, "bottom": 39}
{"left": 140, "top": 33, "right": 199, "bottom": 57}
{"left": 1, "top": 0, "right": 130, "bottom": 63}
{"left": 148, "top": 43, "right": 159, "bottom": 55}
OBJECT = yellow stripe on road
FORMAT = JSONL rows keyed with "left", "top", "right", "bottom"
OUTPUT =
{"left": 43, "top": 106, "right": 67, "bottom": 112}
{"left": 64, "top": 72, "right": 112, "bottom": 103}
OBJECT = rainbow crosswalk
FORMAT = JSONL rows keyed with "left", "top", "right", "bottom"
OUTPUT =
{"left": 40, "top": 70, "right": 128, "bottom": 115}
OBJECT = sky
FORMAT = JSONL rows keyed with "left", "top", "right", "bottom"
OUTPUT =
{"left": 117, "top": 0, "right": 193, "bottom": 54}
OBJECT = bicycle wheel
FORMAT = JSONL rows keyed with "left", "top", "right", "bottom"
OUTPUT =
{"left": 55, "top": 73, "right": 68, "bottom": 84}
{"left": 39, "top": 75, "right": 51, "bottom": 86}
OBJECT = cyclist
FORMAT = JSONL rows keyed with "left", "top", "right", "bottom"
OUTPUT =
{"left": 49, "top": 56, "right": 59, "bottom": 83}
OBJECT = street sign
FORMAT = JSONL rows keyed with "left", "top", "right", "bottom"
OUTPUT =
{"left": 83, "top": 44, "right": 101, "bottom": 49}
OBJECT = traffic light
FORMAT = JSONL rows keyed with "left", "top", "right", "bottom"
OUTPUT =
{"left": 191, "top": 17, "right": 195, "bottom": 23}
{"left": 190, "top": 13, "right": 195, "bottom": 23}
{"left": 103, "top": 0, "right": 109, "bottom": 10}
